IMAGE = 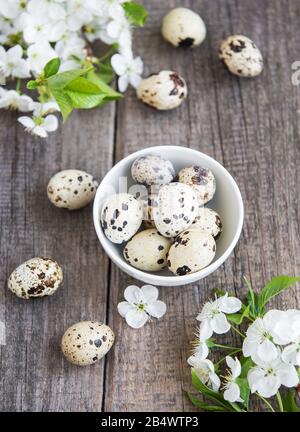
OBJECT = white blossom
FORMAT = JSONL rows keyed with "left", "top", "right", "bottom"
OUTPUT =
{"left": 26, "top": 40, "right": 56, "bottom": 74}
{"left": 247, "top": 350, "right": 299, "bottom": 398}
{"left": 222, "top": 356, "right": 243, "bottom": 403}
{"left": 272, "top": 309, "right": 300, "bottom": 366}
{"left": 188, "top": 355, "right": 220, "bottom": 391}
{"left": 196, "top": 293, "right": 242, "bottom": 341}
{"left": 243, "top": 310, "right": 289, "bottom": 362}
{"left": 18, "top": 114, "right": 58, "bottom": 137}
{"left": 0, "top": 45, "right": 30, "bottom": 82}
{"left": 188, "top": 325, "right": 209, "bottom": 361}
{"left": 111, "top": 53, "right": 143, "bottom": 92}
{"left": 118, "top": 285, "right": 166, "bottom": 329}
{"left": 0, "top": 89, "right": 33, "bottom": 111}
{"left": 0, "top": 0, "right": 27, "bottom": 20}
{"left": 0, "top": 0, "right": 144, "bottom": 136}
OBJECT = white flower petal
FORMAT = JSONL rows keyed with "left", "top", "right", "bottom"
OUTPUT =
{"left": 224, "top": 382, "right": 241, "bottom": 402}
{"left": 6, "top": 44, "right": 22, "bottom": 62}
{"left": 199, "top": 320, "right": 213, "bottom": 341}
{"left": 219, "top": 295, "right": 242, "bottom": 313}
{"left": 282, "top": 343, "right": 300, "bottom": 366}
{"left": 226, "top": 356, "right": 241, "bottom": 378}
{"left": 257, "top": 339, "right": 278, "bottom": 362}
{"left": 193, "top": 340, "right": 209, "bottom": 360}
{"left": 277, "top": 363, "right": 299, "bottom": 387}
{"left": 248, "top": 367, "right": 265, "bottom": 393}
{"left": 118, "top": 75, "right": 129, "bottom": 92}
{"left": 145, "top": 300, "right": 166, "bottom": 319}
{"left": 18, "top": 116, "right": 35, "bottom": 129}
{"left": 140, "top": 285, "right": 158, "bottom": 303}
{"left": 111, "top": 53, "right": 127, "bottom": 75}
{"left": 211, "top": 312, "right": 230, "bottom": 334}
{"left": 43, "top": 115, "right": 58, "bottom": 132}
{"left": 125, "top": 309, "right": 149, "bottom": 329}
{"left": 33, "top": 126, "right": 48, "bottom": 138}
{"left": 255, "top": 375, "right": 281, "bottom": 398}
{"left": 210, "top": 372, "right": 221, "bottom": 391}
{"left": 117, "top": 301, "right": 134, "bottom": 317}
{"left": 242, "top": 339, "right": 255, "bottom": 360}
{"left": 123, "top": 285, "right": 140, "bottom": 304}
{"left": 129, "top": 73, "right": 142, "bottom": 89}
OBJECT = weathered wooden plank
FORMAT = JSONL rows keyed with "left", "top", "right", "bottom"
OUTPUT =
{"left": 104, "top": 0, "right": 300, "bottom": 412}
{"left": 0, "top": 104, "right": 115, "bottom": 411}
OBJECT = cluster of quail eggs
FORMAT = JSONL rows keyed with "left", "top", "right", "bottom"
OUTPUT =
{"left": 136, "top": 8, "right": 263, "bottom": 111}
{"left": 7, "top": 168, "right": 115, "bottom": 367}
{"left": 101, "top": 154, "right": 222, "bottom": 277}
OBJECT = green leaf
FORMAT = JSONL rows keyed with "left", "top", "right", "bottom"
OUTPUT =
{"left": 235, "top": 377, "right": 250, "bottom": 408}
{"left": 227, "top": 305, "right": 251, "bottom": 325}
{"left": 123, "top": 1, "right": 148, "bottom": 26}
{"left": 98, "top": 61, "right": 114, "bottom": 84}
{"left": 64, "top": 77, "right": 108, "bottom": 109}
{"left": 257, "top": 276, "right": 300, "bottom": 312}
{"left": 282, "top": 390, "right": 300, "bottom": 412}
{"left": 187, "top": 392, "right": 227, "bottom": 411}
{"left": 65, "top": 77, "right": 104, "bottom": 94}
{"left": 47, "top": 67, "right": 92, "bottom": 90}
{"left": 240, "top": 357, "right": 254, "bottom": 378}
{"left": 65, "top": 90, "right": 106, "bottom": 109}
{"left": 44, "top": 57, "right": 61, "bottom": 78}
{"left": 50, "top": 89, "right": 73, "bottom": 121}
{"left": 26, "top": 80, "right": 38, "bottom": 90}
{"left": 87, "top": 71, "right": 120, "bottom": 97}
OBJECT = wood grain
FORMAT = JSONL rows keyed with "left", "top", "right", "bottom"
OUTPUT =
{"left": 0, "top": 0, "right": 300, "bottom": 412}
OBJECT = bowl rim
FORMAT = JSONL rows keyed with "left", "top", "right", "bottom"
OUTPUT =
{"left": 93, "top": 145, "right": 244, "bottom": 284}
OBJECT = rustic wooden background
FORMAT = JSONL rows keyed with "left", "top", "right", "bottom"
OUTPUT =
{"left": 0, "top": 0, "right": 299, "bottom": 412}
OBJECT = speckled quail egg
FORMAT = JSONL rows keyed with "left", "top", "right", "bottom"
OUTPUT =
{"left": 143, "top": 192, "right": 158, "bottom": 229}
{"left": 101, "top": 193, "right": 143, "bottom": 244}
{"left": 153, "top": 183, "right": 198, "bottom": 238}
{"left": 123, "top": 229, "right": 172, "bottom": 272}
{"left": 162, "top": 7, "right": 206, "bottom": 48}
{"left": 47, "top": 169, "right": 98, "bottom": 210}
{"left": 137, "top": 71, "right": 188, "bottom": 110}
{"left": 61, "top": 321, "right": 114, "bottom": 366}
{"left": 219, "top": 35, "right": 264, "bottom": 78}
{"left": 131, "top": 154, "right": 175, "bottom": 186}
{"left": 178, "top": 166, "right": 216, "bottom": 207}
{"left": 168, "top": 230, "right": 216, "bottom": 276}
{"left": 191, "top": 208, "right": 222, "bottom": 238}
{"left": 8, "top": 257, "right": 63, "bottom": 299}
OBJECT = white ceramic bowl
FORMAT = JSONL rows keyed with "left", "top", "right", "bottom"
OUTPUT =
{"left": 93, "top": 146, "right": 244, "bottom": 286}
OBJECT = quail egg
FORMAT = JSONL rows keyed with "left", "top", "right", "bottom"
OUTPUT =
{"left": 123, "top": 229, "right": 172, "bottom": 271}
{"left": 219, "top": 35, "right": 264, "bottom": 77}
{"left": 162, "top": 7, "right": 206, "bottom": 48}
{"left": 47, "top": 169, "right": 98, "bottom": 210}
{"left": 8, "top": 257, "right": 63, "bottom": 299}
{"left": 101, "top": 193, "right": 143, "bottom": 244}
{"left": 137, "top": 71, "right": 188, "bottom": 110}
{"left": 143, "top": 192, "right": 159, "bottom": 229}
{"left": 178, "top": 166, "right": 216, "bottom": 206}
{"left": 168, "top": 230, "right": 216, "bottom": 275}
{"left": 61, "top": 321, "right": 115, "bottom": 366}
{"left": 153, "top": 183, "right": 198, "bottom": 237}
{"left": 131, "top": 154, "right": 175, "bottom": 186}
{"left": 191, "top": 207, "right": 222, "bottom": 238}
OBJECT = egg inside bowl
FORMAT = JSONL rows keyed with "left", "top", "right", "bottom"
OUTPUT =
{"left": 93, "top": 146, "right": 244, "bottom": 287}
